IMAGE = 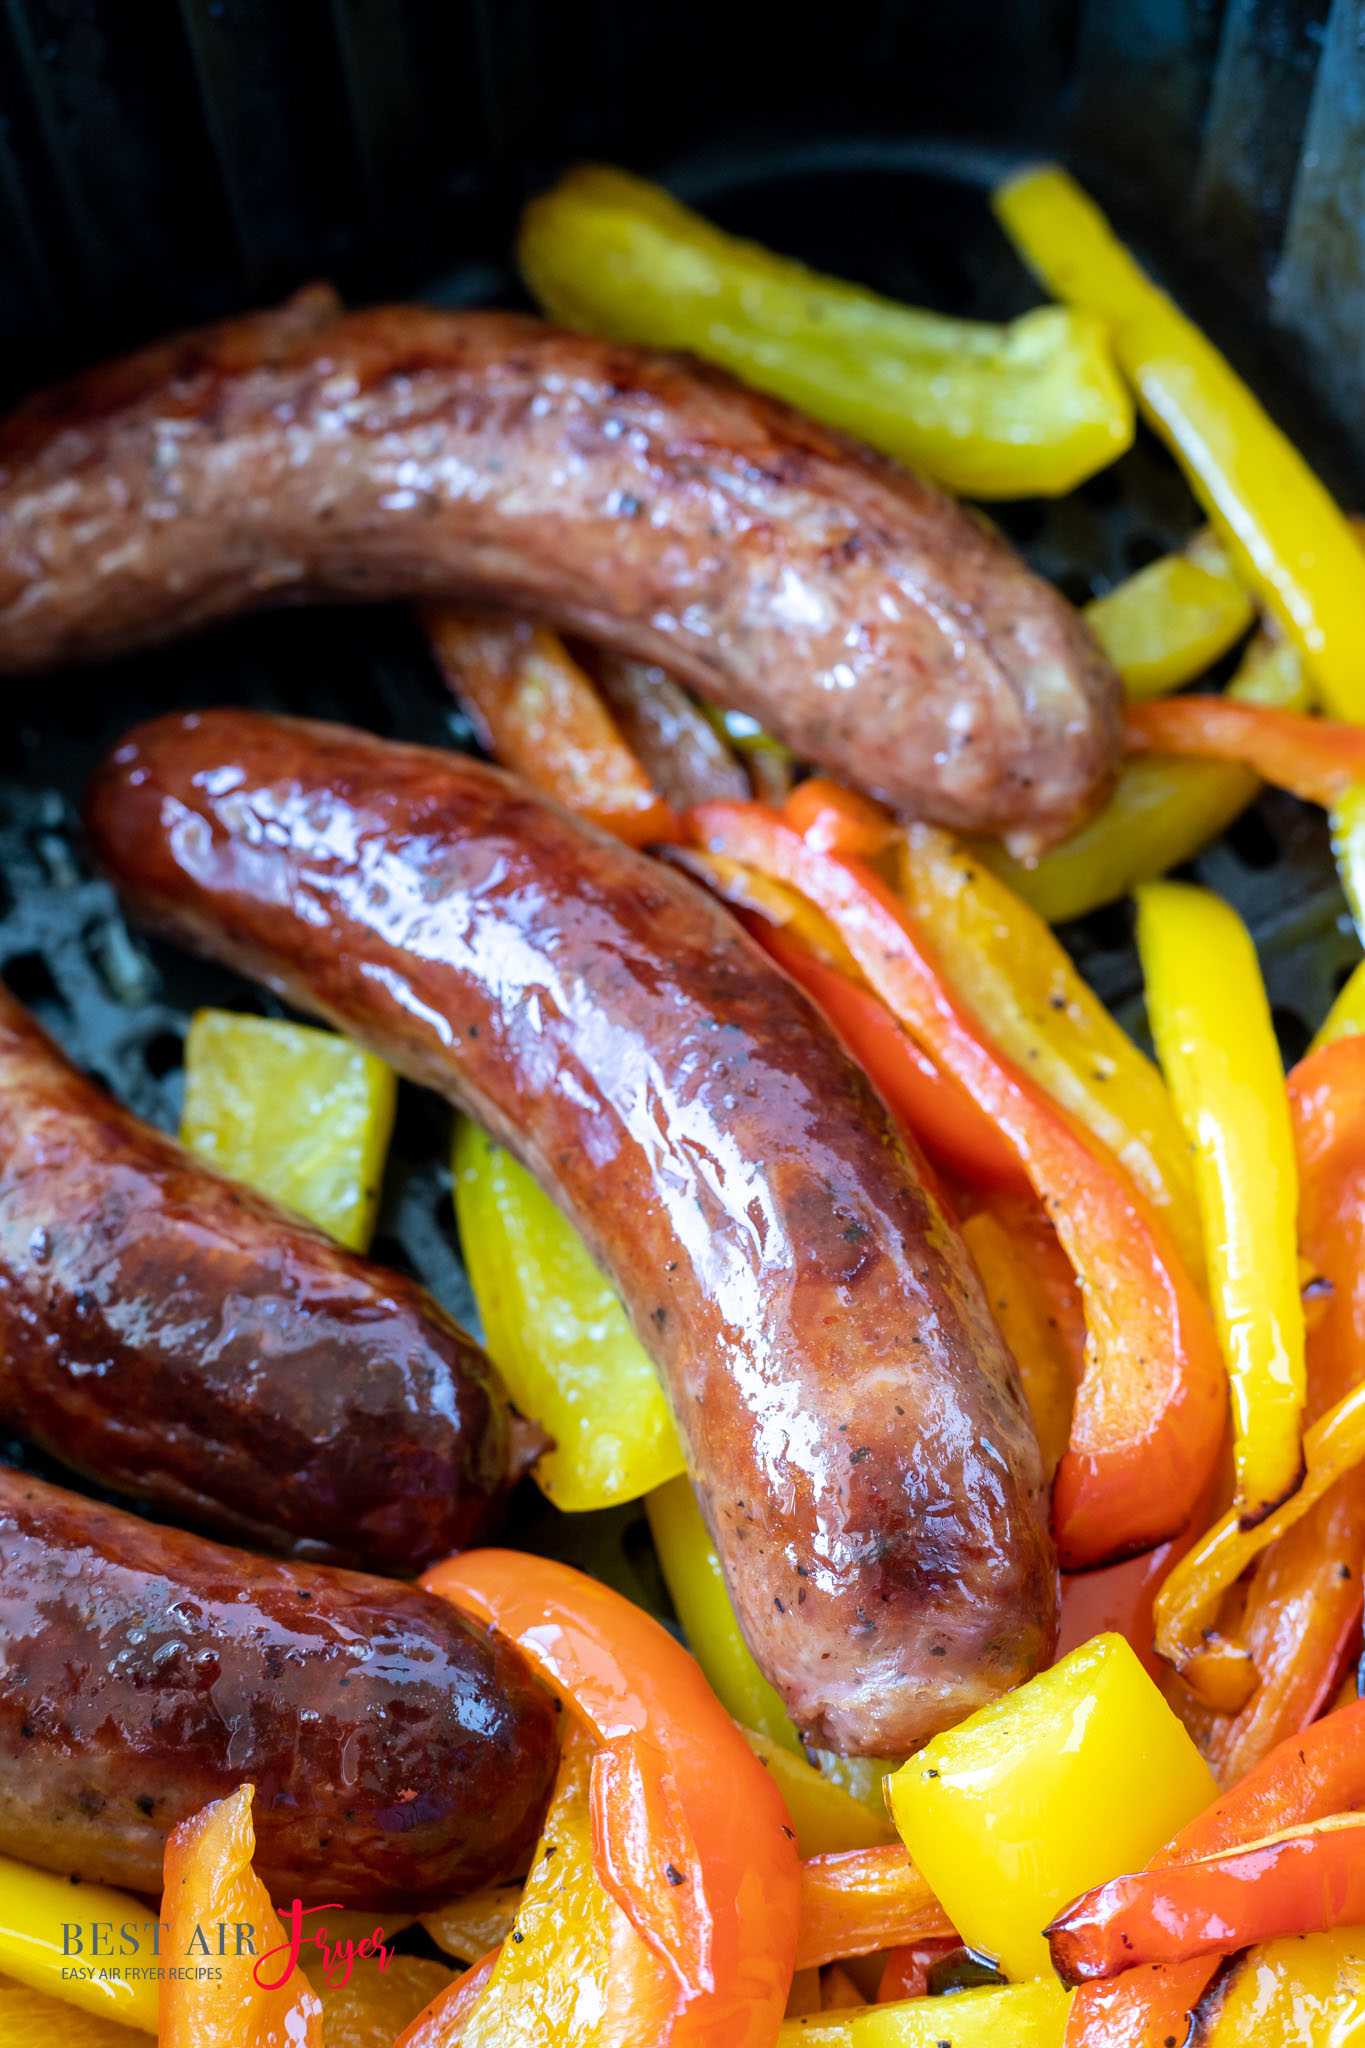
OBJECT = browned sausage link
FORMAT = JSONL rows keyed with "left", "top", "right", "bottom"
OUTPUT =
{"left": 0, "top": 1466, "right": 559, "bottom": 1905}
{"left": 0, "top": 299, "right": 1119, "bottom": 849}
{"left": 86, "top": 710, "right": 1059, "bottom": 1756}
{"left": 0, "top": 982, "right": 517, "bottom": 1576}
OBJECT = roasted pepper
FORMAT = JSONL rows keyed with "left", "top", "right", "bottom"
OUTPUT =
{"left": 160, "top": 1785, "right": 322, "bottom": 2048}
{"left": 960, "top": 1194, "right": 1084, "bottom": 1481}
{"left": 995, "top": 165, "right": 1365, "bottom": 716}
{"left": 1135, "top": 882, "right": 1306, "bottom": 1526}
{"left": 1197, "top": 1926, "right": 1365, "bottom": 2044}
{"left": 520, "top": 164, "right": 1134, "bottom": 498}
{"left": 741, "top": 1732, "right": 896, "bottom": 1857}
{"left": 394, "top": 1951, "right": 498, "bottom": 2048}
{"left": 0, "top": 1856, "right": 158, "bottom": 2033}
{"left": 1127, "top": 694, "right": 1365, "bottom": 803}
{"left": 796, "top": 1848, "right": 954, "bottom": 1971}
{"left": 1085, "top": 528, "right": 1253, "bottom": 702}
{"left": 779, "top": 1977, "right": 1070, "bottom": 2044}
{"left": 422, "top": 1549, "right": 802, "bottom": 2048}
{"left": 899, "top": 822, "right": 1203, "bottom": 1278}
{"left": 887, "top": 1634, "right": 1215, "bottom": 1983}
{"left": 0, "top": 1981, "right": 145, "bottom": 2048}
{"left": 180, "top": 1009, "right": 396, "bottom": 1252}
{"left": 690, "top": 796, "right": 1226, "bottom": 1567}
{"left": 304, "top": 1955, "right": 454, "bottom": 2047}
{"left": 972, "top": 628, "right": 1312, "bottom": 924}
{"left": 453, "top": 1117, "right": 684, "bottom": 1509}
{"left": 1312, "top": 959, "right": 1365, "bottom": 1052}
{"left": 421, "top": 1883, "right": 521, "bottom": 1966}
{"left": 1330, "top": 782, "right": 1365, "bottom": 940}
{"left": 424, "top": 608, "right": 676, "bottom": 846}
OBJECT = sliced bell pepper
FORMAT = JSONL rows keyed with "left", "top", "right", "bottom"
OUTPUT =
{"left": 180, "top": 1009, "right": 397, "bottom": 1252}
{"left": 0, "top": 1855, "right": 158, "bottom": 2033}
{"left": 453, "top": 1116, "right": 684, "bottom": 1509}
{"left": 689, "top": 798, "right": 1226, "bottom": 1567}
{"left": 0, "top": 1980, "right": 145, "bottom": 2048}
{"left": 668, "top": 845, "right": 863, "bottom": 978}
{"left": 1196, "top": 1925, "right": 1365, "bottom": 2044}
{"left": 580, "top": 649, "right": 754, "bottom": 810}
{"left": 420, "top": 1883, "right": 522, "bottom": 1965}
{"left": 875, "top": 1940, "right": 963, "bottom": 2004}
{"left": 1048, "top": 1810, "right": 1365, "bottom": 1986}
{"left": 1084, "top": 528, "right": 1254, "bottom": 702}
{"left": 960, "top": 1200, "right": 1080, "bottom": 1480}
{"left": 742, "top": 1731, "right": 896, "bottom": 1857}
{"left": 393, "top": 1949, "right": 500, "bottom": 2048}
{"left": 778, "top": 1977, "right": 1070, "bottom": 2045}
{"left": 1312, "top": 959, "right": 1365, "bottom": 1053}
{"left": 1135, "top": 881, "right": 1306, "bottom": 1525}
{"left": 424, "top": 607, "right": 676, "bottom": 845}
{"left": 421, "top": 1549, "right": 801, "bottom": 2048}
{"left": 520, "top": 164, "right": 1134, "bottom": 499}
{"left": 1126, "top": 694, "right": 1365, "bottom": 804}
{"left": 160, "top": 1784, "right": 322, "bottom": 2048}
{"left": 994, "top": 164, "right": 1365, "bottom": 716}
{"left": 887, "top": 1634, "right": 1215, "bottom": 1983}
{"left": 898, "top": 821, "right": 1204, "bottom": 1279}
{"left": 1330, "top": 782, "right": 1365, "bottom": 942}
{"left": 796, "top": 1848, "right": 954, "bottom": 1971}
{"left": 972, "top": 627, "right": 1312, "bottom": 925}
{"left": 306, "top": 1955, "right": 454, "bottom": 2045}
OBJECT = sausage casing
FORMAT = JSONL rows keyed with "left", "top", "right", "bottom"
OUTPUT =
{"left": 0, "top": 1466, "right": 558, "bottom": 1905}
{"left": 0, "top": 297, "right": 1120, "bottom": 848}
{"left": 0, "top": 981, "right": 514, "bottom": 1575}
{"left": 87, "top": 710, "right": 1059, "bottom": 1755}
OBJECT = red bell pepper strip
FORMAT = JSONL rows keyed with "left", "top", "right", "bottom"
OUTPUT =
{"left": 876, "top": 1939, "right": 962, "bottom": 2002}
{"left": 794, "top": 1845, "right": 956, "bottom": 1970}
{"left": 1048, "top": 1810, "right": 1365, "bottom": 1986}
{"left": 420, "top": 1550, "right": 801, "bottom": 2048}
{"left": 688, "top": 796, "right": 1226, "bottom": 1568}
{"left": 1126, "top": 696, "right": 1365, "bottom": 807}
{"left": 1062, "top": 1697, "right": 1365, "bottom": 2045}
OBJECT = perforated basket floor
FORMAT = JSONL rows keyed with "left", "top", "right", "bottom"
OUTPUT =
{"left": 2, "top": 147, "right": 1360, "bottom": 1608}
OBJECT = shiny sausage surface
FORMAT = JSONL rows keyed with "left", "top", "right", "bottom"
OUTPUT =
{"left": 0, "top": 294, "right": 1119, "bottom": 849}
{"left": 0, "top": 1466, "right": 559, "bottom": 1905}
{"left": 87, "top": 709, "right": 1058, "bottom": 1755}
{"left": 0, "top": 982, "right": 516, "bottom": 1575}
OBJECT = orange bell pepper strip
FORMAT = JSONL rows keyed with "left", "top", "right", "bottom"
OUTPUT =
{"left": 421, "top": 1549, "right": 801, "bottom": 2048}
{"left": 960, "top": 1194, "right": 1083, "bottom": 1479}
{"left": 794, "top": 1846, "right": 956, "bottom": 1970}
{"left": 1126, "top": 696, "right": 1365, "bottom": 807}
{"left": 393, "top": 1949, "right": 499, "bottom": 2048}
{"left": 688, "top": 795, "right": 1226, "bottom": 1569}
{"left": 1062, "top": 1696, "right": 1365, "bottom": 2045}
{"left": 159, "top": 1784, "right": 322, "bottom": 2048}
{"left": 422, "top": 608, "right": 677, "bottom": 844}
{"left": 1049, "top": 1810, "right": 1365, "bottom": 1987}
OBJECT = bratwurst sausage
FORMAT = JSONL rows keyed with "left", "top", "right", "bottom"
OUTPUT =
{"left": 0, "top": 981, "right": 516, "bottom": 1575}
{"left": 0, "top": 293, "right": 1119, "bottom": 849}
{"left": 0, "top": 1465, "right": 558, "bottom": 1905}
{"left": 87, "top": 709, "right": 1058, "bottom": 1755}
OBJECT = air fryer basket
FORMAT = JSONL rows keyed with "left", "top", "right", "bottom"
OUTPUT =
{"left": 1, "top": 3, "right": 1362, "bottom": 1610}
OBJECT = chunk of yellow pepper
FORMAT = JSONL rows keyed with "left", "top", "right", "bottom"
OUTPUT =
{"left": 1084, "top": 528, "right": 1254, "bottom": 701}
{"left": 887, "top": 1634, "right": 1216, "bottom": 1983}
{"left": 1199, "top": 1925, "right": 1365, "bottom": 2043}
{"left": 973, "top": 627, "right": 1312, "bottom": 924}
{"left": 180, "top": 1010, "right": 396, "bottom": 1252}
{"left": 995, "top": 165, "right": 1365, "bottom": 718}
{"left": 1135, "top": 882, "right": 1306, "bottom": 1526}
{"left": 0, "top": 1856, "right": 157, "bottom": 2032}
{"left": 898, "top": 823, "right": 1203, "bottom": 1280}
{"left": 520, "top": 164, "right": 1134, "bottom": 498}
{"left": 453, "top": 1117, "right": 684, "bottom": 1509}
{"left": 777, "top": 1977, "right": 1070, "bottom": 2044}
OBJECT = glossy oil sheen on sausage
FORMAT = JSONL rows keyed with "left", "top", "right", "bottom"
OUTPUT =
{"left": 0, "top": 293, "right": 1120, "bottom": 849}
{"left": 0, "top": 1466, "right": 558, "bottom": 1904}
{"left": 0, "top": 981, "right": 514, "bottom": 1575}
{"left": 87, "top": 709, "right": 1059, "bottom": 1755}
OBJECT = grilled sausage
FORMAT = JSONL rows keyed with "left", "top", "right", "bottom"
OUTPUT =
{"left": 0, "top": 981, "right": 520, "bottom": 1576}
{"left": 87, "top": 710, "right": 1058, "bottom": 1755}
{"left": 0, "top": 1465, "right": 558, "bottom": 1905}
{"left": 0, "top": 294, "right": 1119, "bottom": 850}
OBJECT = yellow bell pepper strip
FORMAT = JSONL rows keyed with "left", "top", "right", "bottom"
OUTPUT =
{"left": 887, "top": 1634, "right": 1215, "bottom": 1984}
{"left": 305, "top": 1954, "right": 455, "bottom": 2046}
{"left": 520, "top": 164, "right": 1133, "bottom": 499}
{"left": 972, "top": 626, "right": 1312, "bottom": 925}
{"left": 422, "top": 1549, "right": 802, "bottom": 2048}
{"left": 741, "top": 1733, "right": 896, "bottom": 1856}
{"left": 689, "top": 795, "right": 1227, "bottom": 1568}
{"left": 0, "top": 1857, "right": 157, "bottom": 2033}
{"left": 1084, "top": 528, "right": 1254, "bottom": 702}
{"left": 1126, "top": 694, "right": 1365, "bottom": 804}
{"left": 779, "top": 1976, "right": 1071, "bottom": 2045}
{"left": 795, "top": 1848, "right": 955, "bottom": 1971}
{"left": 420, "top": 1883, "right": 522, "bottom": 1965}
{"left": 180, "top": 1009, "right": 396, "bottom": 1252}
{"left": 647, "top": 1472, "right": 798, "bottom": 1751}
{"left": 1195, "top": 1926, "right": 1365, "bottom": 2045}
{"left": 994, "top": 165, "right": 1365, "bottom": 716}
{"left": 898, "top": 821, "right": 1204, "bottom": 1280}
{"left": 160, "top": 1784, "right": 322, "bottom": 2048}
{"left": 1135, "top": 881, "right": 1307, "bottom": 1526}
{"left": 423, "top": 607, "right": 678, "bottom": 847}
{"left": 960, "top": 1202, "right": 1079, "bottom": 1480}
{"left": 394, "top": 1950, "right": 499, "bottom": 2048}
{"left": 1330, "top": 782, "right": 1365, "bottom": 941}
{"left": 1312, "top": 959, "right": 1365, "bottom": 1052}
{"left": 668, "top": 845, "right": 862, "bottom": 978}
{"left": 453, "top": 1117, "right": 683, "bottom": 1509}
{"left": 0, "top": 1978, "right": 146, "bottom": 2048}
